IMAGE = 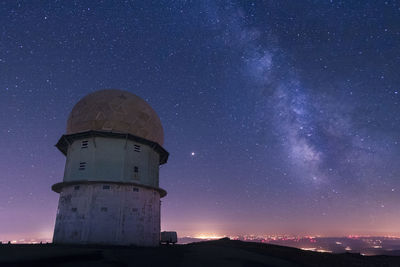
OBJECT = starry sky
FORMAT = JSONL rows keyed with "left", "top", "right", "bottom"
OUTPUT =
{"left": 1, "top": 1, "right": 400, "bottom": 241}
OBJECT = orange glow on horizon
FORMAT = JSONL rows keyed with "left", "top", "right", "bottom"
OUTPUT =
{"left": 193, "top": 234, "right": 225, "bottom": 240}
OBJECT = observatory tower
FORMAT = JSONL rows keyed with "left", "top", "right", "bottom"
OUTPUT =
{"left": 52, "top": 89, "right": 168, "bottom": 246}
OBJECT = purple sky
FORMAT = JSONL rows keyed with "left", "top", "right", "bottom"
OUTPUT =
{"left": 1, "top": 1, "right": 400, "bottom": 241}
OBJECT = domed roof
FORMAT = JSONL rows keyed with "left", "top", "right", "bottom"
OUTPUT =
{"left": 66, "top": 89, "right": 164, "bottom": 145}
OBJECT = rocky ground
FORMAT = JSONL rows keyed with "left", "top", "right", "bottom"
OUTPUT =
{"left": 1, "top": 238, "right": 400, "bottom": 266}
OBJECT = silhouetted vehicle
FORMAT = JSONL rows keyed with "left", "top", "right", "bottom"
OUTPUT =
{"left": 161, "top": 231, "right": 177, "bottom": 245}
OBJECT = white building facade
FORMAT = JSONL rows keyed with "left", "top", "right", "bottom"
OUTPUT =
{"left": 52, "top": 90, "right": 168, "bottom": 246}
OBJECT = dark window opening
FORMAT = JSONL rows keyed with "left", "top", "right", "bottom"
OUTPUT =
{"left": 101, "top": 207, "right": 108, "bottom": 212}
{"left": 81, "top": 140, "right": 88, "bottom": 149}
{"left": 103, "top": 185, "right": 110, "bottom": 190}
{"left": 132, "top": 208, "right": 138, "bottom": 212}
{"left": 134, "top": 144, "right": 141, "bottom": 152}
{"left": 133, "top": 187, "right": 139, "bottom": 192}
{"left": 74, "top": 185, "right": 80, "bottom": 190}
{"left": 71, "top": 208, "right": 77, "bottom": 212}
{"left": 79, "top": 162, "right": 86, "bottom": 170}
{"left": 134, "top": 166, "right": 139, "bottom": 173}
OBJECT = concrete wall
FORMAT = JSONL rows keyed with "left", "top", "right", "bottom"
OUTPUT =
{"left": 53, "top": 183, "right": 161, "bottom": 246}
{"left": 63, "top": 137, "right": 160, "bottom": 188}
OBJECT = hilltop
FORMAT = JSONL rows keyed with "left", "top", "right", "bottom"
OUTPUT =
{"left": 1, "top": 238, "right": 400, "bottom": 267}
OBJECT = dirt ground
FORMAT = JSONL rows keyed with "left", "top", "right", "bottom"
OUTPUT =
{"left": 1, "top": 238, "right": 400, "bottom": 267}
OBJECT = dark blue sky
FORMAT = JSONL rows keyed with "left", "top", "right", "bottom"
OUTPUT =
{"left": 1, "top": 0, "right": 399, "bottom": 240}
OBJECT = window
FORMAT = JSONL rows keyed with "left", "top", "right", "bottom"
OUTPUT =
{"left": 103, "top": 185, "right": 110, "bottom": 190}
{"left": 133, "top": 187, "right": 139, "bottom": 192}
{"left": 134, "top": 144, "right": 141, "bottom": 152}
{"left": 101, "top": 207, "right": 108, "bottom": 212}
{"left": 133, "top": 166, "right": 139, "bottom": 180}
{"left": 74, "top": 185, "right": 80, "bottom": 190}
{"left": 71, "top": 208, "right": 77, "bottom": 212}
{"left": 81, "top": 140, "right": 88, "bottom": 149}
{"left": 79, "top": 162, "right": 86, "bottom": 170}
{"left": 132, "top": 208, "right": 138, "bottom": 212}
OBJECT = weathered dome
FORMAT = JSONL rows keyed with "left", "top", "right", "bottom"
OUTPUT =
{"left": 66, "top": 89, "right": 164, "bottom": 145}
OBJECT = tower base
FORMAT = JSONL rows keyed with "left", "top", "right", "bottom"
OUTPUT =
{"left": 53, "top": 183, "right": 161, "bottom": 246}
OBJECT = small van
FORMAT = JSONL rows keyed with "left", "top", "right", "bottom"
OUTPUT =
{"left": 160, "top": 231, "right": 178, "bottom": 244}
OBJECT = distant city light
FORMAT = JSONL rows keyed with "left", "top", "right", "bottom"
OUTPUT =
{"left": 194, "top": 234, "right": 224, "bottom": 240}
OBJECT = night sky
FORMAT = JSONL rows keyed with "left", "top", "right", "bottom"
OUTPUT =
{"left": 1, "top": 1, "right": 400, "bottom": 241}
